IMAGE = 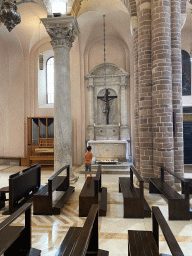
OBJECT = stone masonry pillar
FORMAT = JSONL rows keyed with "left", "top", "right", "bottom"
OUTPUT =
{"left": 137, "top": 0, "right": 153, "bottom": 180}
{"left": 171, "top": 0, "right": 184, "bottom": 178}
{"left": 41, "top": 16, "right": 79, "bottom": 172}
{"left": 151, "top": 0, "right": 174, "bottom": 183}
{"left": 133, "top": 29, "right": 140, "bottom": 172}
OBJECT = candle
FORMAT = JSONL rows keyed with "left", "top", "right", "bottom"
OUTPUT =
{"left": 119, "top": 123, "right": 120, "bottom": 127}
{"left": 94, "top": 123, "right": 95, "bottom": 127}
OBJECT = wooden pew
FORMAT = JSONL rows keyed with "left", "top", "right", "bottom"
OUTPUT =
{"left": 119, "top": 165, "right": 151, "bottom": 218}
{"left": 128, "top": 206, "right": 184, "bottom": 256}
{"left": 0, "top": 203, "right": 41, "bottom": 256}
{"left": 149, "top": 166, "right": 191, "bottom": 220}
{"left": 55, "top": 204, "right": 109, "bottom": 256}
{"left": 33, "top": 165, "right": 75, "bottom": 215}
{"left": 79, "top": 165, "right": 107, "bottom": 217}
{"left": 0, "top": 164, "right": 41, "bottom": 214}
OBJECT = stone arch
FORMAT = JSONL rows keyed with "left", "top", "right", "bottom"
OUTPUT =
{"left": 71, "top": 0, "right": 137, "bottom": 18}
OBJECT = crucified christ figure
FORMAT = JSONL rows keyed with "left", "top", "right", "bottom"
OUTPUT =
{"left": 97, "top": 88, "right": 117, "bottom": 124}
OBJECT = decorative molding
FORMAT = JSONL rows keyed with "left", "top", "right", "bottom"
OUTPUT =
{"left": 85, "top": 63, "right": 130, "bottom": 79}
{"left": 120, "top": 83, "right": 127, "bottom": 89}
{"left": 86, "top": 84, "right": 94, "bottom": 90}
{"left": 41, "top": 16, "right": 80, "bottom": 49}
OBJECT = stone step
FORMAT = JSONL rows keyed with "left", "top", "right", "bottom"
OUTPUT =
{"left": 79, "top": 162, "right": 132, "bottom": 175}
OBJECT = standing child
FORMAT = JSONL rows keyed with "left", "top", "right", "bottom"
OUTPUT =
{"left": 85, "top": 146, "right": 93, "bottom": 179}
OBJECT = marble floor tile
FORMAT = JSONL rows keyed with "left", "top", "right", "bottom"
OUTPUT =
{"left": 0, "top": 164, "right": 192, "bottom": 255}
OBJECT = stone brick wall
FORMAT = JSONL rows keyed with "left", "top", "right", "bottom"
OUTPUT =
{"left": 171, "top": 0, "right": 184, "bottom": 180}
{"left": 151, "top": 0, "right": 174, "bottom": 183}
{"left": 138, "top": 0, "right": 153, "bottom": 180}
{"left": 133, "top": 29, "right": 140, "bottom": 172}
{"left": 132, "top": 0, "right": 185, "bottom": 183}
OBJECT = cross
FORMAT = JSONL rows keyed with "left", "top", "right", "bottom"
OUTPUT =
{"left": 97, "top": 88, "right": 117, "bottom": 124}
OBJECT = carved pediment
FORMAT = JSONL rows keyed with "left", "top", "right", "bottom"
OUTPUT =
{"left": 85, "top": 63, "right": 129, "bottom": 79}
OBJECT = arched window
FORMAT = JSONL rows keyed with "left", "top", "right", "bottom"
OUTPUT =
{"left": 46, "top": 57, "right": 54, "bottom": 103}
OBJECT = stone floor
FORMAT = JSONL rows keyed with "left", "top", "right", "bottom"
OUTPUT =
{"left": 0, "top": 164, "right": 192, "bottom": 255}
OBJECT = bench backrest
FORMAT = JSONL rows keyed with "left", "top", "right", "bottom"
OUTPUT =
{"left": 95, "top": 165, "right": 102, "bottom": 192}
{"left": 94, "top": 165, "right": 102, "bottom": 199}
{"left": 48, "top": 165, "right": 70, "bottom": 195}
{"left": 152, "top": 206, "right": 184, "bottom": 256}
{"left": 130, "top": 165, "right": 144, "bottom": 198}
{"left": 71, "top": 204, "right": 99, "bottom": 256}
{"left": 9, "top": 165, "right": 41, "bottom": 208}
{"left": 160, "top": 167, "right": 189, "bottom": 200}
{"left": 0, "top": 203, "right": 32, "bottom": 255}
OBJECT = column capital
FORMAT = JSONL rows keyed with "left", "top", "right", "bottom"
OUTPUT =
{"left": 41, "top": 16, "right": 80, "bottom": 49}
{"left": 120, "top": 83, "right": 127, "bottom": 89}
{"left": 87, "top": 84, "right": 94, "bottom": 90}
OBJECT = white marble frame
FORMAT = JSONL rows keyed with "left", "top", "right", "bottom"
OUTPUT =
{"left": 85, "top": 63, "right": 130, "bottom": 141}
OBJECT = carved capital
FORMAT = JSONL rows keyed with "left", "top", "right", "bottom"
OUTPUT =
{"left": 41, "top": 16, "right": 80, "bottom": 49}
{"left": 87, "top": 84, "right": 94, "bottom": 91}
{"left": 120, "top": 83, "right": 127, "bottom": 89}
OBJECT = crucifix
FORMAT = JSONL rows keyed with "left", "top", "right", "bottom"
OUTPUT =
{"left": 97, "top": 88, "right": 117, "bottom": 124}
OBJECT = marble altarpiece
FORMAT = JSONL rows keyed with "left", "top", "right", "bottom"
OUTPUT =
{"left": 85, "top": 63, "right": 131, "bottom": 162}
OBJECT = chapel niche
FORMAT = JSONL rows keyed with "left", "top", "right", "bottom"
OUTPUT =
{"left": 85, "top": 63, "right": 130, "bottom": 142}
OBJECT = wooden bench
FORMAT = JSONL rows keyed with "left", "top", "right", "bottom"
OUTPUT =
{"left": 181, "top": 178, "right": 192, "bottom": 194}
{"left": 55, "top": 204, "right": 109, "bottom": 256}
{"left": 149, "top": 166, "right": 191, "bottom": 220}
{"left": 0, "top": 186, "right": 9, "bottom": 209}
{"left": 128, "top": 206, "right": 184, "bottom": 256}
{"left": 33, "top": 165, "right": 75, "bottom": 215}
{"left": 0, "top": 203, "right": 41, "bottom": 256}
{"left": 0, "top": 164, "right": 41, "bottom": 214}
{"left": 79, "top": 165, "right": 107, "bottom": 217}
{"left": 119, "top": 165, "right": 151, "bottom": 218}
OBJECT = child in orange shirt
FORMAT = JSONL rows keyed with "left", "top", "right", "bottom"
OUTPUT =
{"left": 85, "top": 146, "right": 93, "bottom": 179}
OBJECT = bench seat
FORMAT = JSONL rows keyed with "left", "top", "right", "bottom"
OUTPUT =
{"left": 149, "top": 178, "right": 183, "bottom": 199}
{"left": 53, "top": 186, "right": 75, "bottom": 215}
{"left": 149, "top": 177, "right": 190, "bottom": 220}
{"left": 128, "top": 206, "right": 184, "bottom": 256}
{"left": 119, "top": 177, "right": 138, "bottom": 198}
{"left": 128, "top": 230, "right": 159, "bottom": 256}
{"left": 0, "top": 203, "right": 41, "bottom": 256}
{"left": 56, "top": 204, "right": 109, "bottom": 256}
{"left": 0, "top": 226, "right": 25, "bottom": 254}
{"left": 79, "top": 166, "right": 107, "bottom": 217}
{"left": 119, "top": 176, "right": 151, "bottom": 218}
{"left": 33, "top": 165, "right": 74, "bottom": 215}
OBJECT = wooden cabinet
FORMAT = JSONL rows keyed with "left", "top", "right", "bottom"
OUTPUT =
{"left": 27, "top": 117, "right": 54, "bottom": 167}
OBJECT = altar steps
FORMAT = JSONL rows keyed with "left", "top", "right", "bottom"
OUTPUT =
{"left": 79, "top": 162, "right": 132, "bottom": 175}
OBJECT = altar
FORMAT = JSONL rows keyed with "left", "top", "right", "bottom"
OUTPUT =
{"left": 85, "top": 63, "right": 131, "bottom": 162}
{"left": 87, "top": 140, "right": 130, "bottom": 162}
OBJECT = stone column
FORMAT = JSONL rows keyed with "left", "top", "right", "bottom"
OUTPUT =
{"left": 41, "top": 16, "right": 79, "bottom": 172}
{"left": 120, "top": 80, "right": 129, "bottom": 140}
{"left": 132, "top": 27, "right": 140, "bottom": 172}
{"left": 151, "top": 0, "right": 174, "bottom": 184}
{"left": 137, "top": 0, "right": 153, "bottom": 180}
{"left": 171, "top": 0, "right": 184, "bottom": 178}
{"left": 87, "top": 79, "right": 94, "bottom": 140}
{"left": 120, "top": 82, "right": 128, "bottom": 127}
